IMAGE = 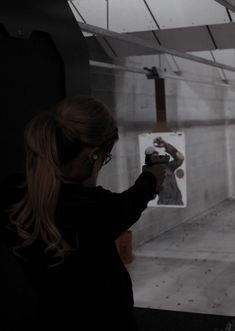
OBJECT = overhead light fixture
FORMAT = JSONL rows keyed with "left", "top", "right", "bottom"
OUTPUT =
{"left": 214, "top": 0, "right": 235, "bottom": 12}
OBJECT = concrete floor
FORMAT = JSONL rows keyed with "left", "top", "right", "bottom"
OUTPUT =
{"left": 127, "top": 198, "right": 235, "bottom": 317}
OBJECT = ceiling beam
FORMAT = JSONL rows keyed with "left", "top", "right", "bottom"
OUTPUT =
{"left": 214, "top": 0, "right": 235, "bottom": 12}
{"left": 78, "top": 21, "right": 235, "bottom": 73}
{"left": 90, "top": 60, "right": 147, "bottom": 74}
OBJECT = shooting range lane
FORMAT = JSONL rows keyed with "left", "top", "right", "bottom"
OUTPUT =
{"left": 127, "top": 197, "right": 235, "bottom": 316}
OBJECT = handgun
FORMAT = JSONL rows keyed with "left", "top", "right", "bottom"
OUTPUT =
{"left": 145, "top": 146, "right": 170, "bottom": 166}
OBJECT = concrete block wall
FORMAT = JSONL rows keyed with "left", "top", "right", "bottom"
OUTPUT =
{"left": 90, "top": 54, "right": 235, "bottom": 250}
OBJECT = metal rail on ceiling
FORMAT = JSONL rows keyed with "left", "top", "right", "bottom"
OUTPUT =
{"left": 214, "top": 0, "right": 235, "bottom": 13}
{"left": 78, "top": 21, "right": 235, "bottom": 74}
{"left": 89, "top": 60, "right": 229, "bottom": 87}
{"left": 90, "top": 60, "right": 147, "bottom": 74}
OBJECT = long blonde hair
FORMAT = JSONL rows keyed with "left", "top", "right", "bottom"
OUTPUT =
{"left": 8, "top": 96, "right": 118, "bottom": 265}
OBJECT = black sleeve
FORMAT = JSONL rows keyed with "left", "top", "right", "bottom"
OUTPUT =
{"left": 58, "top": 172, "right": 157, "bottom": 241}
{"left": 97, "top": 171, "right": 157, "bottom": 239}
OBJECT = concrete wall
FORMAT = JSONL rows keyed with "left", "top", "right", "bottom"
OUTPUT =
{"left": 90, "top": 54, "right": 235, "bottom": 250}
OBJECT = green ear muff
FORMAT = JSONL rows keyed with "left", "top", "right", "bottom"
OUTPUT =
{"left": 92, "top": 154, "right": 98, "bottom": 160}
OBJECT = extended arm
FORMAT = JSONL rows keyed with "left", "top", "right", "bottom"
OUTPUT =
{"left": 60, "top": 164, "right": 165, "bottom": 241}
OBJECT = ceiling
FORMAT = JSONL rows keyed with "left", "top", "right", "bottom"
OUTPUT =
{"left": 68, "top": 0, "right": 235, "bottom": 82}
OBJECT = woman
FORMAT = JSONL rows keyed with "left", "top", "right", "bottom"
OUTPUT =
{"left": 1, "top": 96, "right": 165, "bottom": 330}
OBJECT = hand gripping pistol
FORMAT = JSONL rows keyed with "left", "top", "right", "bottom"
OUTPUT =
{"left": 145, "top": 146, "right": 170, "bottom": 166}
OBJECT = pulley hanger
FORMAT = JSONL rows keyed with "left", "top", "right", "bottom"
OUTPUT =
{"left": 145, "top": 66, "right": 172, "bottom": 133}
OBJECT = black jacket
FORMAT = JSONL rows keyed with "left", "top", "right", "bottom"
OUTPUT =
{"left": 0, "top": 172, "right": 156, "bottom": 331}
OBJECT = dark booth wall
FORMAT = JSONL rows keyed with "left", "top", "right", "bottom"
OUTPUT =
{"left": 0, "top": 0, "right": 91, "bottom": 181}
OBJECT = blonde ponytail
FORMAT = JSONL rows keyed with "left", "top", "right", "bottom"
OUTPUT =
{"left": 8, "top": 112, "right": 71, "bottom": 265}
